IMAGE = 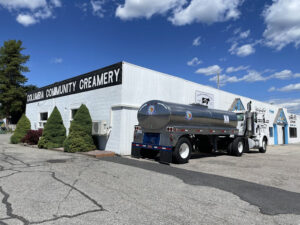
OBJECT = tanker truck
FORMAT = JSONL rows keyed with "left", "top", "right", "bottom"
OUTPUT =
{"left": 131, "top": 100, "right": 268, "bottom": 164}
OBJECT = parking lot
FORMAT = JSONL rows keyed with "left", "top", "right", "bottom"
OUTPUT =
{"left": 0, "top": 133, "right": 300, "bottom": 225}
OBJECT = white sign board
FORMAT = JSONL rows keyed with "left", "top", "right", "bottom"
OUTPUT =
{"left": 195, "top": 91, "right": 214, "bottom": 108}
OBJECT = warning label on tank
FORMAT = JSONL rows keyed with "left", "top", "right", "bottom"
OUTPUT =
{"left": 224, "top": 115, "right": 230, "bottom": 123}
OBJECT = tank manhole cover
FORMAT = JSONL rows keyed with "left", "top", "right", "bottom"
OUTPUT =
{"left": 46, "top": 159, "right": 67, "bottom": 163}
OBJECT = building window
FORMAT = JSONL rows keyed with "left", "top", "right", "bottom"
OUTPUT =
{"left": 269, "top": 127, "right": 273, "bottom": 137}
{"left": 289, "top": 127, "right": 297, "bottom": 138}
{"left": 71, "top": 109, "right": 78, "bottom": 120}
{"left": 39, "top": 112, "right": 48, "bottom": 128}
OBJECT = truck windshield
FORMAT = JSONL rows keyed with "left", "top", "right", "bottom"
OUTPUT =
{"left": 236, "top": 113, "right": 244, "bottom": 121}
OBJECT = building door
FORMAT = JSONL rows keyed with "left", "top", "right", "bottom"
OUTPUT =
{"left": 282, "top": 126, "right": 286, "bottom": 144}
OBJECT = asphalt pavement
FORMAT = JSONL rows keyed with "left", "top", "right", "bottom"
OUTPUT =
{"left": 0, "top": 133, "right": 300, "bottom": 225}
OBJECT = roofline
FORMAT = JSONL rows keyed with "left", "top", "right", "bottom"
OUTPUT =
{"left": 122, "top": 61, "right": 291, "bottom": 113}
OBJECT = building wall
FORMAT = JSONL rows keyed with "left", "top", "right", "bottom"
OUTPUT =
{"left": 26, "top": 62, "right": 300, "bottom": 155}
{"left": 120, "top": 62, "right": 300, "bottom": 154}
{"left": 26, "top": 84, "right": 123, "bottom": 153}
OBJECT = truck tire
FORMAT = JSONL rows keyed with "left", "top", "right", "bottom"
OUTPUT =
{"left": 173, "top": 137, "right": 192, "bottom": 164}
{"left": 232, "top": 137, "right": 244, "bottom": 157}
{"left": 259, "top": 138, "right": 267, "bottom": 153}
{"left": 227, "top": 142, "right": 233, "bottom": 155}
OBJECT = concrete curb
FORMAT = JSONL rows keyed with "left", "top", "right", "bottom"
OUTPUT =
{"left": 19, "top": 143, "right": 115, "bottom": 158}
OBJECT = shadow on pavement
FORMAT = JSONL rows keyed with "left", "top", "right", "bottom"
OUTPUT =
{"left": 101, "top": 156, "right": 300, "bottom": 216}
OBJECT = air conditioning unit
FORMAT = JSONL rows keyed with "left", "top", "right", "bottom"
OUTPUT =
{"left": 92, "top": 120, "right": 108, "bottom": 136}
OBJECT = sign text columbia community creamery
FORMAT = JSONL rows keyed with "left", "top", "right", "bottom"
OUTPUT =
{"left": 27, "top": 62, "right": 122, "bottom": 103}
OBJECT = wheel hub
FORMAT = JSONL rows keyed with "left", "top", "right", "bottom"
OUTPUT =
{"left": 238, "top": 142, "right": 243, "bottom": 153}
{"left": 179, "top": 143, "right": 189, "bottom": 159}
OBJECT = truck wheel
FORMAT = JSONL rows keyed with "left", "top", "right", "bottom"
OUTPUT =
{"left": 173, "top": 137, "right": 192, "bottom": 164}
{"left": 259, "top": 138, "right": 267, "bottom": 153}
{"left": 232, "top": 137, "right": 244, "bottom": 157}
{"left": 227, "top": 142, "right": 233, "bottom": 155}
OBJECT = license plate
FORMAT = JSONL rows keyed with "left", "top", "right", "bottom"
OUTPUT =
{"left": 147, "top": 145, "right": 152, "bottom": 148}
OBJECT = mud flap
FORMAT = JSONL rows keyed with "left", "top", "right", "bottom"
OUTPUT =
{"left": 159, "top": 149, "right": 172, "bottom": 164}
{"left": 131, "top": 146, "right": 141, "bottom": 158}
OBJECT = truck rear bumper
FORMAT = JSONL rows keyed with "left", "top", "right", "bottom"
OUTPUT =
{"left": 131, "top": 143, "right": 173, "bottom": 164}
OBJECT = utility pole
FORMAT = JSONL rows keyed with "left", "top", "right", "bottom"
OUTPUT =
{"left": 217, "top": 71, "right": 220, "bottom": 89}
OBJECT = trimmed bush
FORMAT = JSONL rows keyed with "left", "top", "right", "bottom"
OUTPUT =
{"left": 64, "top": 104, "right": 95, "bottom": 153}
{"left": 22, "top": 129, "right": 43, "bottom": 145}
{"left": 10, "top": 114, "right": 31, "bottom": 144}
{"left": 38, "top": 106, "right": 66, "bottom": 149}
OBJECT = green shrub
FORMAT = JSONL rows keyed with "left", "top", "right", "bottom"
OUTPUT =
{"left": 64, "top": 104, "right": 95, "bottom": 152}
{"left": 38, "top": 106, "right": 66, "bottom": 149}
{"left": 10, "top": 114, "right": 31, "bottom": 144}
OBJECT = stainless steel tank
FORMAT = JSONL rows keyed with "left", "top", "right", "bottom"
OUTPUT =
{"left": 138, "top": 100, "right": 238, "bottom": 130}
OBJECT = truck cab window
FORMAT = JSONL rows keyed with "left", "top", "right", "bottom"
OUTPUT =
{"left": 236, "top": 114, "right": 244, "bottom": 121}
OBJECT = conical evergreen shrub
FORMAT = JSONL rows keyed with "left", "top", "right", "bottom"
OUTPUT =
{"left": 64, "top": 104, "right": 95, "bottom": 153}
{"left": 10, "top": 114, "right": 31, "bottom": 144}
{"left": 38, "top": 106, "right": 66, "bottom": 149}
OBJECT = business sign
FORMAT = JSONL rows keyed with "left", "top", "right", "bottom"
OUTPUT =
{"left": 27, "top": 62, "right": 122, "bottom": 104}
{"left": 289, "top": 114, "right": 297, "bottom": 127}
{"left": 195, "top": 91, "right": 214, "bottom": 108}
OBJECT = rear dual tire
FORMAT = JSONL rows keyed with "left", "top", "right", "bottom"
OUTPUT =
{"left": 173, "top": 137, "right": 192, "bottom": 164}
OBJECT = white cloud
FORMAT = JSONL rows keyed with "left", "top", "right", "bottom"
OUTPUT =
{"left": 187, "top": 57, "right": 202, "bottom": 66}
{"left": 196, "top": 65, "right": 222, "bottom": 76}
{"left": 229, "top": 43, "right": 255, "bottom": 57}
{"left": 240, "top": 70, "right": 267, "bottom": 82}
{"left": 170, "top": 0, "right": 242, "bottom": 25}
{"left": 0, "top": 0, "right": 61, "bottom": 26}
{"left": 269, "top": 70, "right": 293, "bottom": 80}
{"left": 115, "top": 0, "right": 185, "bottom": 20}
{"left": 91, "top": 0, "right": 105, "bottom": 17}
{"left": 267, "top": 98, "right": 300, "bottom": 114}
{"left": 268, "top": 86, "right": 276, "bottom": 92}
{"left": 51, "top": 0, "right": 61, "bottom": 7}
{"left": 209, "top": 74, "right": 239, "bottom": 86}
{"left": 16, "top": 14, "right": 37, "bottom": 26}
{"left": 226, "top": 65, "right": 249, "bottom": 73}
{"left": 0, "top": 0, "right": 47, "bottom": 11}
{"left": 52, "top": 57, "right": 63, "bottom": 64}
{"left": 193, "top": 36, "right": 201, "bottom": 46}
{"left": 209, "top": 70, "right": 268, "bottom": 86}
{"left": 239, "top": 29, "right": 250, "bottom": 39}
{"left": 294, "top": 73, "right": 300, "bottom": 78}
{"left": 115, "top": 0, "right": 244, "bottom": 26}
{"left": 278, "top": 83, "right": 300, "bottom": 92}
{"left": 263, "top": 0, "right": 300, "bottom": 50}
{"left": 209, "top": 68, "right": 300, "bottom": 87}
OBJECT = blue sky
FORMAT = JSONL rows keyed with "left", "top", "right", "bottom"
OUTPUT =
{"left": 0, "top": 0, "right": 300, "bottom": 113}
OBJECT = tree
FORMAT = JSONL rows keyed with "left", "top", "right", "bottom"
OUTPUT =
{"left": 38, "top": 106, "right": 66, "bottom": 149}
{"left": 64, "top": 104, "right": 95, "bottom": 153}
{"left": 10, "top": 114, "right": 31, "bottom": 144}
{"left": 0, "top": 40, "right": 30, "bottom": 125}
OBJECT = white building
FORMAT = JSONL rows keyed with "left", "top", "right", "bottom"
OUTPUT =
{"left": 26, "top": 62, "right": 300, "bottom": 155}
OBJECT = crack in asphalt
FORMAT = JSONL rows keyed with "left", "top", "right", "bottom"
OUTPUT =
{"left": 0, "top": 148, "right": 106, "bottom": 225}
{"left": 0, "top": 186, "right": 30, "bottom": 225}
{"left": 50, "top": 171, "right": 105, "bottom": 211}
{"left": 30, "top": 209, "right": 104, "bottom": 224}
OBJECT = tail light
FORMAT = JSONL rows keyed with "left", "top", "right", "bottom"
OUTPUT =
{"left": 135, "top": 126, "right": 141, "bottom": 131}
{"left": 166, "top": 127, "right": 174, "bottom": 132}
